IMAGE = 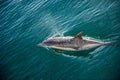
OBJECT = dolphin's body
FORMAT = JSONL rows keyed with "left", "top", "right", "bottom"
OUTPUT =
{"left": 38, "top": 32, "right": 105, "bottom": 51}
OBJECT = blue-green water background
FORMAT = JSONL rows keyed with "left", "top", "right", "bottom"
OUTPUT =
{"left": 0, "top": 0, "right": 120, "bottom": 80}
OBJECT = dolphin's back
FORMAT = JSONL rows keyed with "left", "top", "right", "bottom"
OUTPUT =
{"left": 44, "top": 37, "right": 75, "bottom": 47}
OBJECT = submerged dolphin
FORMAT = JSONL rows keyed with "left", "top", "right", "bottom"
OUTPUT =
{"left": 37, "top": 32, "right": 105, "bottom": 51}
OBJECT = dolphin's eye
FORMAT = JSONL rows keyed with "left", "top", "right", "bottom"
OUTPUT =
{"left": 50, "top": 41, "right": 56, "bottom": 44}
{"left": 44, "top": 40, "right": 56, "bottom": 45}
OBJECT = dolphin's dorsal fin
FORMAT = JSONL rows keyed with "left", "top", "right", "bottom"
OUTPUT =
{"left": 74, "top": 32, "right": 83, "bottom": 39}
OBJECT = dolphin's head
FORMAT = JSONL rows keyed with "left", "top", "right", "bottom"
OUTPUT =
{"left": 37, "top": 39, "right": 57, "bottom": 47}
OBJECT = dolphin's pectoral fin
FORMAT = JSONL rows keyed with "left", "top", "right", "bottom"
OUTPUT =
{"left": 74, "top": 32, "right": 83, "bottom": 39}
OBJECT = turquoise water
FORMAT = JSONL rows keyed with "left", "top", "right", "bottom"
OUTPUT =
{"left": 0, "top": 0, "right": 120, "bottom": 80}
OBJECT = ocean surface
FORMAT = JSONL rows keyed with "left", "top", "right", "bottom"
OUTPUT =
{"left": 0, "top": 0, "right": 120, "bottom": 80}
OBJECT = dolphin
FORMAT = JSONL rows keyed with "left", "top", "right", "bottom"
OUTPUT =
{"left": 37, "top": 32, "right": 105, "bottom": 51}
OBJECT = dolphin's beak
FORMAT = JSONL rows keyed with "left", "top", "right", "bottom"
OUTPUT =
{"left": 37, "top": 43, "right": 43, "bottom": 47}
{"left": 37, "top": 43, "right": 46, "bottom": 47}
